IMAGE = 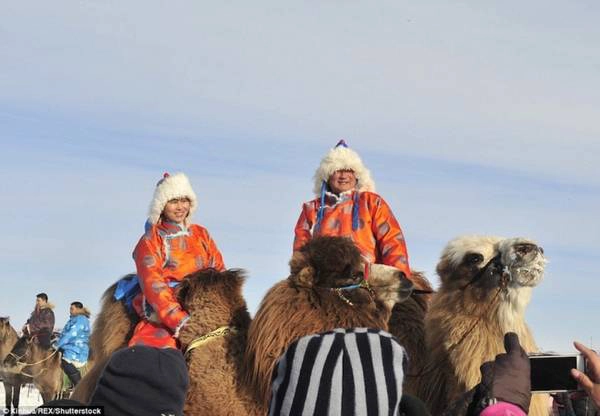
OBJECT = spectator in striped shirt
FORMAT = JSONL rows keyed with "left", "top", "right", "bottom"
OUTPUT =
{"left": 269, "top": 328, "right": 412, "bottom": 416}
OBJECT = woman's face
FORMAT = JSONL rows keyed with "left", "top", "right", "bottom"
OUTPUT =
{"left": 162, "top": 197, "right": 191, "bottom": 224}
{"left": 327, "top": 170, "right": 357, "bottom": 194}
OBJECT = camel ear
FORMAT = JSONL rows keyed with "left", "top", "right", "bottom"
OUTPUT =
{"left": 289, "top": 251, "right": 309, "bottom": 275}
{"left": 289, "top": 266, "right": 315, "bottom": 288}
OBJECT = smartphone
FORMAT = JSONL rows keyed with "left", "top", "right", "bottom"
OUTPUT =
{"left": 529, "top": 354, "right": 586, "bottom": 393}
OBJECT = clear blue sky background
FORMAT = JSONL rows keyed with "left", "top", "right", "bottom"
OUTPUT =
{"left": 1, "top": 1, "right": 598, "bottom": 352}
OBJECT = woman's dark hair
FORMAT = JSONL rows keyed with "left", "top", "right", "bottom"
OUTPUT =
{"left": 71, "top": 301, "right": 83, "bottom": 309}
{"left": 36, "top": 293, "right": 48, "bottom": 301}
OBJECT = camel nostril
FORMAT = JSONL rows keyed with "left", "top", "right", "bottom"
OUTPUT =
{"left": 538, "top": 246, "right": 544, "bottom": 255}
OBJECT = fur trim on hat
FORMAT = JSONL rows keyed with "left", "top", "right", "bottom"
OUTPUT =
{"left": 313, "top": 145, "right": 376, "bottom": 196}
{"left": 148, "top": 172, "right": 197, "bottom": 226}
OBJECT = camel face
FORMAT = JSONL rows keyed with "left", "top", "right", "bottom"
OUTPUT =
{"left": 436, "top": 235, "right": 503, "bottom": 291}
{"left": 499, "top": 237, "right": 546, "bottom": 288}
{"left": 369, "top": 263, "right": 414, "bottom": 309}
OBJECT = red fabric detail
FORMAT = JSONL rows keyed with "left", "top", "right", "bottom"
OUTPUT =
{"left": 293, "top": 191, "right": 411, "bottom": 279}
{"left": 133, "top": 222, "right": 225, "bottom": 331}
{"left": 128, "top": 320, "right": 179, "bottom": 349}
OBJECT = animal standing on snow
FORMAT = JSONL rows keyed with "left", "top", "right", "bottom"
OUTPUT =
{"left": 417, "top": 235, "right": 548, "bottom": 416}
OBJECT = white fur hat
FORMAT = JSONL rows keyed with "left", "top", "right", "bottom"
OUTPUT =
{"left": 313, "top": 140, "right": 376, "bottom": 196}
{"left": 147, "top": 172, "right": 197, "bottom": 225}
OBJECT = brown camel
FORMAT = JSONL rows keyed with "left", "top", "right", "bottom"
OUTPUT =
{"left": 417, "top": 236, "right": 549, "bottom": 416}
{"left": 72, "top": 236, "right": 416, "bottom": 414}
{"left": 70, "top": 276, "right": 138, "bottom": 403}
{"left": 176, "top": 268, "right": 259, "bottom": 416}
{"left": 0, "top": 317, "right": 31, "bottom": 413}
{"left": 387, "top": 270, "right": 432, "bottom": 396}
{"left": 242, "top": 236, "right": 414, "bottom": 410}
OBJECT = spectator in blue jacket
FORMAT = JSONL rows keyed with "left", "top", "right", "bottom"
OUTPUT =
{"left": 54, "top": 301, "right": 91, "bottom": 386}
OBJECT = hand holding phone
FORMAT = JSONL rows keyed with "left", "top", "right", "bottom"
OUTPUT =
{"left": 529, "top": 354, "right": 585, "bottom": 393}
{"left": 571, "top": 342, "right": 600, "bottom": 408}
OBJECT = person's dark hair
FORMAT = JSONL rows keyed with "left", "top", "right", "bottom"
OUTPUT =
{"left": 36, "top": 293, "right": 48, "bottom": 301}
{"left": 71, "top": 301, "right": 83, "bottom": 309}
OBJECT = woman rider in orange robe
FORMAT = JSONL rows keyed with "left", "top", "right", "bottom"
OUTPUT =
{"left": 294, "top": 140, "right": 424, "bottom": 288}
{"left": 128, "top": 172, "right": 225, "bottom": 349}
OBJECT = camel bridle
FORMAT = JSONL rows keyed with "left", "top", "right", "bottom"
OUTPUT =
{"left": 328, "top": 262, "right": 375, "bottom": 307}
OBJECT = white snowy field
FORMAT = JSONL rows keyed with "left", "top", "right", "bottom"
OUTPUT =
{"left": 0, "top": 382, "right": 43, "bottom": 414}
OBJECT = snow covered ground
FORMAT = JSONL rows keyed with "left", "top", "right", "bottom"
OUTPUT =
{"left": 0, "top": 382, "right": 43, "bottom": 414}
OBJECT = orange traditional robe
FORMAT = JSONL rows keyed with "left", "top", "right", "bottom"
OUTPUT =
{"left": 129, "top": 220, "right": 225, "bottom": 348}
{"left": 294, "top": 191, "right": 411, "bottom": 279}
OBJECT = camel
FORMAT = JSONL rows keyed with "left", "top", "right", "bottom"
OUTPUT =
{"left": 417, "top": 236, "right": 548, "bottom": 416}
{"left": 70, "top": 275, "right": 139, "bottom": 404}
{"left": 241, "top": 235, "right": 415, "bottom": 411}
{"left": 72, "top": 236, "right": 416, "bottom": 414}
{"left": 0, "top": 317, "right": 31, "bottom": 413}
{"left": 387, "top": 270, "right": 432, "bottom": 396}
{"left": 3, "top": 334, "right": 63, "bottom": 404}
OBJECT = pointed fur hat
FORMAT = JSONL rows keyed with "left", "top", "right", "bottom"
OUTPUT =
{"left": 312, "top": 140, "right": 376, "bottom": 196}
{"left": 147, "top": 172, "right": 197, "bottom": 226}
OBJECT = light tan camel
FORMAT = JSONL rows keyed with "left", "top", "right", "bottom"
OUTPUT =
{"left": 417, "top": 236, "right": 549, "bottom": 416}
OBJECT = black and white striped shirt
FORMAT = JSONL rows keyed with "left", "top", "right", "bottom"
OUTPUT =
{"left": 269, "top": 328, "right": 405, "bottom": 416}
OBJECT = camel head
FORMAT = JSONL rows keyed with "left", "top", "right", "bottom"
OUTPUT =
{"left": 177, "top": 268, "right": 251, "bottom": 347}
{"left": 436, "top": 235, "right": 545, "bottom": 292}
{"left": 435, "top": 235, "right": 546, "bottom": 330}
{"left": 289, "top": 236, "right": 414, "bottom": 308}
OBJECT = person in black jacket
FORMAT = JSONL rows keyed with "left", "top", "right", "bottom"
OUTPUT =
{"left": 22, "top": 292, "right": 55, "bottom": 349}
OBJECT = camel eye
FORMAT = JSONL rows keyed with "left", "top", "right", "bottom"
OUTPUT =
{"left": 465, "top": 253, "right": 484, "bottom": 265}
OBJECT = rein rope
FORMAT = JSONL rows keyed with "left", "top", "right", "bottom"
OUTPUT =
{"left": 329, "top": 262, "right": 375, "bottom": 307}
{"left": 184, "top": 326, "right": 237, "bottom": 357}
{"left": 5, "top": 348, "right": 59, "bottom": 378}
{"left": 331, "top": 279, "right": 374, "bottom": 307}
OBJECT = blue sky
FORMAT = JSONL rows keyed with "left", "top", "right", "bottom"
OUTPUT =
{"left": 1, "top": 1, "right": 599, "bottom": 352}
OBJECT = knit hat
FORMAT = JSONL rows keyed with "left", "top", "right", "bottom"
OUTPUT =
{"left": 90, "top": 346, "right": 189, "bottom": 416}
{"left": 269, "top": 328, "right": 405, "bottom": 416}
{"left": 147, "top": 172, "right": 198, "bottom": 226}
{"left": 312, "top": 140, "right": 376, "bottom": 197}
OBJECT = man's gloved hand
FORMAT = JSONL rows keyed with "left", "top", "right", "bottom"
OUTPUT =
{"left": 470, "top": 332, "right": 531, "bottom": 415}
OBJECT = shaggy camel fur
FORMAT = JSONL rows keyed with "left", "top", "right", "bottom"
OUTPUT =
{"left": 387, "top": 270, "right": 432, "bottom": 396}
{"left": 72, "top": 236, "right": 413, "bottom": 413}
{"left": 417, "top": 236, "right": 548, "bottom": 416}
{"left": 0, "top": 317, "right": 31, "bottom": 412}
{"left": 70, "top": 276, "right": 139, "bottom": 403}
{"left": 243, "top": 236, "right": 413, "bottom": 409}
{"left": 176, "top": 268, "right": 259, "bottom": 416}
